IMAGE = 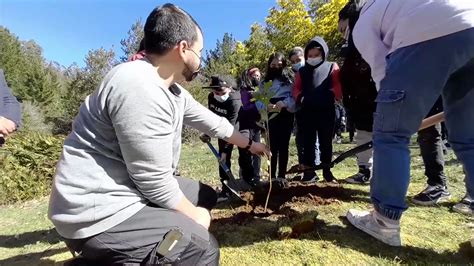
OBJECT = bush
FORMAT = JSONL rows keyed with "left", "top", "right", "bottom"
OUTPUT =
{"left": 21, "top": 101, "right": 54, "bottom": 134}
{"left": 0, "top": 132, "right": 64, "bottom": 205}
{"left": 182, "top": 125, "right": 202, "bottom": 144}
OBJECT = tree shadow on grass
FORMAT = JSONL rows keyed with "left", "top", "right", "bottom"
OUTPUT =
{"left": 0, "top": 228, "right": 61, "bottom": 248}
{"left": 0, "top": 246, "right": 70, "bottom": 266}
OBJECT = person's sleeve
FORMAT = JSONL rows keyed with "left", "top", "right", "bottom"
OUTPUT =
{"left": 352, "top": 2, "right": 389, "bottom": 91}
{"left": 183, "top": 91, "right": 235, "bottom": 140}
{"left": 0, "top": 70, "right": 22, "bottom": 128}
{"left": 283, "top": 89, "right": 296, "bottom": 113}
{"left": 331, "top": 63, "right": 343, "bottom": 102}
{"left": 107, "top": 83, "right": 184, "bottom": 209}
{"left": 292, "top": 72, "right": 303, "bottom": 103}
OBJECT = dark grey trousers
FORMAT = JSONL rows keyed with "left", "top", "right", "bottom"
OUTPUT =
{"left": 418, "top": 123, "right": 448, "bottom": 187}
{"left": 64, "top": 177, "right": 219, "bottom": 265}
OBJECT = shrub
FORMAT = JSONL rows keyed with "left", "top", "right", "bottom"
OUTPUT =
{"left": 0, "top": 132, "right": 64, "bottom": 205}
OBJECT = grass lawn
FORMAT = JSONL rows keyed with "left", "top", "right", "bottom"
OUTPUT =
{"left": 1, "top": 136, "right": 473, "bottom": 265}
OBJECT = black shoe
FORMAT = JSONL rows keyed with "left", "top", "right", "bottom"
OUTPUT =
{"left": 244, "top": 178, "right": 261, "bottom": 188}
{"left": 412, "top": 185, "right": 451, "bottom": 206}
{"left": 323, "top": 169, "right": 337, "bottom": 183}
{"left": 346, "top": 167, "right": 371, "bottom": 184}
{"left": 301, "top": 171, "right": 319, "bottom": 183}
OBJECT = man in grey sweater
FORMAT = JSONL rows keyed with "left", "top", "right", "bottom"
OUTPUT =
{"left": 49, "top": 4, "right": 270, "bottom": 265}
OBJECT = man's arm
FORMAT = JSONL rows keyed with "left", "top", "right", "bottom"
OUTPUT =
{"left": 182, "top": 90, "right": 270, "bottom": 155}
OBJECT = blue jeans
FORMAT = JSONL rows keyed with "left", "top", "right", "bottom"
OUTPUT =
{"left": 371, "top": 28, "right": 474, "bottom": 220}
{"left": 295, "top": 113, "right": 321, "bottom": 166}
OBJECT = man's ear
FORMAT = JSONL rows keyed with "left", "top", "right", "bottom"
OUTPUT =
{"left": 177, "top": 40, "right": 188, "bottom": 59}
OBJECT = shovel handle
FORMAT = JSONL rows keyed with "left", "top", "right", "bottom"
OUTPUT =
{"left": 419, "top": 112, "right": 444, "bottom": 131}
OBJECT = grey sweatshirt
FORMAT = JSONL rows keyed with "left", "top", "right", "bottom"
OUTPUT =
{"left": 48, "top": 59, "right": 234, "bottom": 239}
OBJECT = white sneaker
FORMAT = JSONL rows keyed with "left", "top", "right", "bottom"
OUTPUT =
{"left": 347, "top": 209, "right": 402, "bottom": 246}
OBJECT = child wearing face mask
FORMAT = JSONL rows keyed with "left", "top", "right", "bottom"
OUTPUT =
{"left": 292, "top": 36, "right": 342, "bottom": 183}
{"left": 289, "top": 47, "right": 321, "bottom": 177}
{"left": 203, "top": 75, "right": 242, "bottom": 201}
{"left": 238, "top": 68, "right": 264, "bottom": 187}
{"left": 263, "top": 53, "right": 296, "bottom": 181}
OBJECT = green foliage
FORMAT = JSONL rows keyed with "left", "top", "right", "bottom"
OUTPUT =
{"left": 21, "top": 101, "right": 54, "bottom": 134}
{"left": 62, "top": 48, "right": 117, "bottom": 124}
{"left": 181, "top": 76, "right": 209, "bottom": 105}
{"left": 0, "top": 133, "right": 64, "bottom": 205}
{"left": 203, "top": 33, "right": 246, "bottom": 78}
{"left": 0, "top": 27, "right": 27, "bottom": 96}
{"left": 265, "top": 0, "right": 317, "bottom": 53}
{"left": 243, "top": 23, "right": 274, "bottom": 72}
{"left": 314, "top": 0, "right": 348, "bottom": 57}
{"left": 120, "top": 19, "right": 144, "bottom": 62}
{"left": 0, "top": 27, "right": 67, "bottom": 134}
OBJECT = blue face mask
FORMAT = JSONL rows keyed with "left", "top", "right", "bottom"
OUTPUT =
{"left": 292, "top": 61, "right": 304, "bottom": 71}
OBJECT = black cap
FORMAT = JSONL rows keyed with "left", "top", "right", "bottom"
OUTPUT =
{"left": 202, "top": 75, "right": 236, "bottom": 90}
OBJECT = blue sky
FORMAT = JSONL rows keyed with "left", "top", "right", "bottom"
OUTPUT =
{"left": 0, "top": 0, "right": 276, "bottom": 67}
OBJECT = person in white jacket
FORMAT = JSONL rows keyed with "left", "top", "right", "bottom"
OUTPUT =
{"left": 346, "top": 0, "right": 474, "bottom": 246}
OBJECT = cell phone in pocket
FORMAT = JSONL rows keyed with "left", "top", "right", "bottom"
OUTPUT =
{"left": 156, "top": 229, "right": 183, "bottom": 257}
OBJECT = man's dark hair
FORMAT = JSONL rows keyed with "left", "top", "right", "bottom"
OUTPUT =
{"left": 144, "top": 3, "right": 202, "bottom": 55}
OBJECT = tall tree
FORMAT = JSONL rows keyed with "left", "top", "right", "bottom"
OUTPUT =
{"left": 265, "top": 0, "right": 316, "bottom": 54}
{"left": 64, "top": 48, "right": 117, "bottom": 120}
{"left": 243, "top": 23, "right": 274, "bottom": 72}
{"left": 0, "top": 27, "right": 28, "bottom": 96}
{"left": 203, "top": 33, "right": 239, "bottom": 77}
{"left": 313, "top": 0, "right": 348, "bottom": 58}
{"left": 120, "top": 19, "right": 144, "bottom": 62}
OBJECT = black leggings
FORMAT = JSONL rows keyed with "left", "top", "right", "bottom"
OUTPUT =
{"left": 268, "top": 109, "right": 294, "bottom": 178}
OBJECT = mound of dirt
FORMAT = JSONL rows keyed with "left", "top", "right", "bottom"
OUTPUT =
{"left": 241, "top": 182, "right": 347, "bottom": 212}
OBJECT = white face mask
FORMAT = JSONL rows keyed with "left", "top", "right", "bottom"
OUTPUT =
{"left": 307, "top": 57, "right": 323, "bottom": 66}
{"left": 214, "top": 93, "right": 230, "bottom": 102}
